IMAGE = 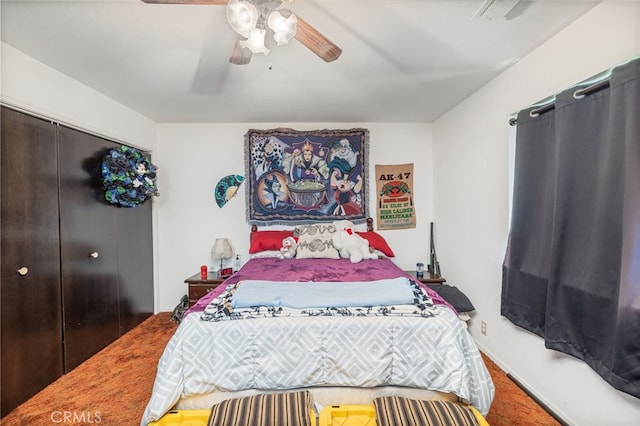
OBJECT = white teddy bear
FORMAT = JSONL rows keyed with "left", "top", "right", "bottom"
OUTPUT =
{"left": 331, "top": 220, "right": 378, "bottom": 263}
{"left": 279, "top": 236, "right": 298, "bottom": 259}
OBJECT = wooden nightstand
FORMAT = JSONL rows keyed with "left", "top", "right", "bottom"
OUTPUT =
{"left": 405, "top": 270, "right": 446, "bottom": 284}
{"left": 185, "top": 273, "right": 226, "bottom": 306}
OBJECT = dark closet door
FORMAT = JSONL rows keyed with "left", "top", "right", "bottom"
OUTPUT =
{"left": 1, "top": 108, "right": 64, "bottom": 416}
{"left": 57, "top": 126, "right": 120, "bottom": 371}
{"left": 116, "top": 200, "right": 154, "bottom": 335}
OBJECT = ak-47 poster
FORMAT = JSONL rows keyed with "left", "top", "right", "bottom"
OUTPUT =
{"left": 375, "top": 163, "right": 416, "bottom": 230}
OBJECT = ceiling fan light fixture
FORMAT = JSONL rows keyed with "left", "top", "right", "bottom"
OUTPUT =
{"left": 220, "top": 0, "right": 341, "bottom": 64}
{"left": 240, "top": 28, "right": 270, "bottom": 55}
{"left": 142, "top": 0, "right": 341, "bottom": 65}
{"left": 227, "top": 0, "right": 259, "bottom": 38}
{"left": 267, "top": 9, "right": 297, "bottom": 46}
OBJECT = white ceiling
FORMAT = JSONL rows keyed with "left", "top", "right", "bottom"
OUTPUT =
{"left": 1, "top": 0, "right": 600, "bottom": 123}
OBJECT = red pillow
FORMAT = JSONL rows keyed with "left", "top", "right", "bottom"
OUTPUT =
{"left": 249, "top": 230, "right": 294, "bottom": 253}
{"left": 357, "top": 231, "right": 395, "bottom": 257}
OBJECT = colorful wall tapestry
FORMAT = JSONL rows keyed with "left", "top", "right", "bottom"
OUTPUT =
{"left": 245, "top": 128, "right": 369, "bottom": 225}
{"left": 375, "top": 163, "right": 416, "bottom": 230}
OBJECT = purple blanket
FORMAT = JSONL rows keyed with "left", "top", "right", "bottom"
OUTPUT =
{"left": 186, "top": 257, "right": 455, "bottom": 316}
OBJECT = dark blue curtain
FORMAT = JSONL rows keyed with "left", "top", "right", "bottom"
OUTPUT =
{"left": 502, "top": 58, "right": 640, "bottom": 398}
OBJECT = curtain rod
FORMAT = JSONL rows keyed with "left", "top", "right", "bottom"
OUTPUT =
{"left": 509, "top": 74, "right": 612, "bottom": 126}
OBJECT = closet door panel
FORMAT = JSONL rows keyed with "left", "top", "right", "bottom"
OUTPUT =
{"left": 57, "top": 126, "right": 120, "bottom": 371}
{"left": 117, "top": 200, "right": 154, "bottom": 335}
{"left": 0, "top": 108, "right": 63, "bottom": 416}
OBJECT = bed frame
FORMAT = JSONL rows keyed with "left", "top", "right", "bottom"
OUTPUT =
{"left": 143, "top": 216, "right": 495, "bottom": 424}
{"left": 176, "top": 216, "right": 461, "bottom": 413}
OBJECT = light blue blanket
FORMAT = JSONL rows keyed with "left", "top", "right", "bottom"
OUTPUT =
{"left": 232, "top": 278, "right": 415, "bottom": 309}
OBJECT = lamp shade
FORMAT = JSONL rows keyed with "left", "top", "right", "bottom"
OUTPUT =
{"left": 240, "top": 28, "right": 270, "bottom": 55}
{"left": 211, "top": 238, "right": 233, "bottom": 261}
{"left": 268, "top": 9, "right": 297, "bottom": 46}
{"left": 226, "top": 0, "right": 298, "bottom": 58}
{"left": 226, "top": 0, "right": 259, "bottom": 38}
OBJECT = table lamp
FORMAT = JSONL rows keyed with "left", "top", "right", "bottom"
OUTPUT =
{"left": 211, "top": 238, "right": 233, "bottom": 274}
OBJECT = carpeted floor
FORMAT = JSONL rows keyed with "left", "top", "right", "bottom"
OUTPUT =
{"left": 1, "top": 312, "right": 560, "bottom": 425}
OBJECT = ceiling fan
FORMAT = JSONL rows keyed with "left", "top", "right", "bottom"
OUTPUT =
{"left": 140, "top": 0, "right": 342, "bottom": 65}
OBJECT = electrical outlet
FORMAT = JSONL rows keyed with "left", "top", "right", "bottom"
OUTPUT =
{"left": 481, "top": 321, "right": 487, "bottom": 336}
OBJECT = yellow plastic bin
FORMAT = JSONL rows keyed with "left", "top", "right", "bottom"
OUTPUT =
{"left": 148, "top": 410, "right": 212, "bottom": 426}
{"left": 319, "top": 404, "right": 376, "bottom": 426}
{"left": 149, "top": 408, "right": 318, "bottom": 426}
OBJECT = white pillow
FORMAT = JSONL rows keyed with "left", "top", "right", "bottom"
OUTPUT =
{"left": 250, "top": 250, "right": 282, "bottom": 259}
{"left": 294, "top": 224, "right": 339, "bottom": 259}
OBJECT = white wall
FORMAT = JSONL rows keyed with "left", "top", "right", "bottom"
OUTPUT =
{"left": 155, "top": 123, "right": 434, "bottom": 311}
{"left": 0, "top": 43, "right": 156, "bottom": 149}
{"left": 433, "top": 2, "right": 640, "bottom": 425}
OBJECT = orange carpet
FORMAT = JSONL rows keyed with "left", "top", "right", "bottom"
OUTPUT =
{"left": 481, "top": 353, "right": 560, "bottom": 426}
{"left": 1, "top": 312, "right": 560, "bottom": 425}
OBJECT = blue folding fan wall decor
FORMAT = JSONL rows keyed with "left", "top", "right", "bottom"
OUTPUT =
{"left": 215, "top": 174, "right": 245, "bottom": 208}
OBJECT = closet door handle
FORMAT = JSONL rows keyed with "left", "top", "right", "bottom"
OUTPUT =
{"left": 17, "top": 266, "right": 29, "bottom": 276}
{"left": 89, "top": 251, "right": 99, "bottom": 259}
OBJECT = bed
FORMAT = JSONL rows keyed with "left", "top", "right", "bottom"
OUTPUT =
{"left": 141, "top": 221, "right": 494, "bottom": 425}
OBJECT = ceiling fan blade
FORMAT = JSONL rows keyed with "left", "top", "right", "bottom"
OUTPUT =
{"left": 229, "top": 37, "right": 252, "bottom": 65}
{"left": 140, "top": 0, "right": 227, "bottom": 5}
{"left": 294, "top": 16, "right": 342, "bottom": 63}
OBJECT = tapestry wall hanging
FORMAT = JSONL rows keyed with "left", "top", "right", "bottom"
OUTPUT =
{"left": 375, "top": 163, "right": 416, "bottom": 230}
{"left": 245, "top": 128, "right": 369, "bottom": 226}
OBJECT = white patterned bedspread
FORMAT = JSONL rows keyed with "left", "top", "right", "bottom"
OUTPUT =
{"left": 141, "top": 305, "right": 495, "bottom": 424}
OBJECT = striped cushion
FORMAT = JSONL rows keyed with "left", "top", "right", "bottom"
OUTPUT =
{"left": 207, "top": 391, "right": 312, "bottom": 426}
{"left": 373, "top": 397, "right": 480, "bottom": 426}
